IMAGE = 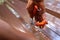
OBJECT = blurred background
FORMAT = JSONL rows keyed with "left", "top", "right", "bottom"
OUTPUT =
{"left": 0, "top": 0, "right": 60, "bottom": 40}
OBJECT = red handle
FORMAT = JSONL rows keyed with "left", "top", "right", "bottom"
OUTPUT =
{"left": 33, "top": 5, "right": 38, "bottom": 14}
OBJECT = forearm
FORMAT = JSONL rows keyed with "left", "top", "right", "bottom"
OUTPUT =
{"left": 26, "top": 0, "right": 33, "bottom": 8}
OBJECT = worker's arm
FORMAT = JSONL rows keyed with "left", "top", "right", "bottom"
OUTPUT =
{"left": 0, "top": 19, "right": 37, "bottom": 40}
{"left": 26, "top": 0, "right": 33, "bottom": 9}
